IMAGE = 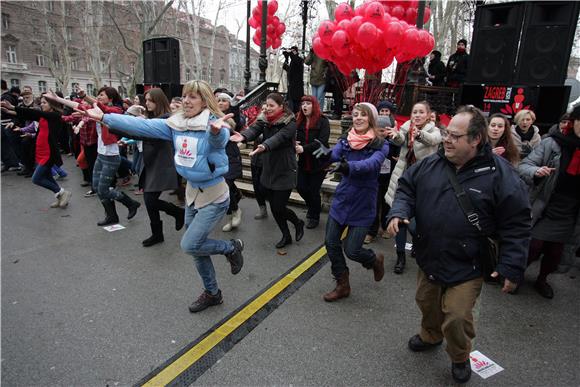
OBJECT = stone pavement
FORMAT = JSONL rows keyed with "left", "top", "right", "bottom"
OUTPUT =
{"left": 2, "top": 158, "right": 579, "bottom": 386}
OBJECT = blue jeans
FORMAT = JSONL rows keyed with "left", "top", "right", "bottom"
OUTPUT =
{"left": 32, "top": 164, "right": 61, "bottom": 193}
{"left": 93, "top": 154, "right": 122, "bottom": 201}
{"left": 181, "top": 199, "right": 234, "bottom": 295}
{"left": 325, "top": 216, "right": 377, "bottom": 278}
{"left": 311, "top": 84, "right": 326, "bottom": 110}
{"left": 395, "top": 218, "right": 416, "bottom": 252}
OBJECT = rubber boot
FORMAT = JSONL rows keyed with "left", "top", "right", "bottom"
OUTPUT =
{"left": 97, "top": 200, "right": 119, "bottom": 226}
{"left": 323, "top": 271, "right": 351, "bottom": 302}
{"left": 118, "top": 192, "right": 140, "bottom": 219}
{"left": 142, "top": 221, "right": 164, "bottom": 247}
{"left": 394, "top": 251, "right": 406, "bottom": 274}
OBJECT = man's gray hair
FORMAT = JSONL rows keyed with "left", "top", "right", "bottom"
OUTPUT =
{"left": 456, "top": 105, "right": 488, "bottom": 149}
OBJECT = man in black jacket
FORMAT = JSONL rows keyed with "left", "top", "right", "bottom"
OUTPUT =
{"left": 446, "top": 39, "right": 470, "bottom": 87}
{"left": 427, "top": 50, "right": 446, "bottom": 86}
{"left": 282, "top": 46, "right": 304, "bottom": 114}
{"left": 387, "top": 106, "right": 531, "bottom": 384}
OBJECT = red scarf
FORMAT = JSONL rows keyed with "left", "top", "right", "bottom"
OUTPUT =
{"left": 567, "top": 149, "right": 580, "bottom": 176}
{"left": 265, "top": 109, "right": 285, "bottom": 124}
{"left": 347, "top": 128, "right": 375, "bottom": 150}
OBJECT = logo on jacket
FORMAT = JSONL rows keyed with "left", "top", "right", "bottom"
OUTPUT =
{"left": 175, "top": 135, "right": 197, "bottom": 168}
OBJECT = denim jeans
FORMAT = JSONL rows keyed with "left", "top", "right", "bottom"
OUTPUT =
{"left": 311, "top": 84, "right": 326, "bottom": 110}
{"left": 181, "top": 199, "right": 234, "bottom": 295}
{"left": 32, "top": 164, "right": 61, "bottom": 193}
{"left": 395, "top": 218, "right": 416, "bottom": 253}
{"left": 93, "top": 154, "right": 122, "bottom": 201}
{"left": 325, "top": 216, "right": 377, "bottom": 278}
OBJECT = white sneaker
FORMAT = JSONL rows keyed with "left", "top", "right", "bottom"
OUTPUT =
{"left": 58, "top": 190, "right": 72, "bottom": 208}
{"left": 222, "top": 221, "right": 233, "bottom": 232}
{"left": 231, "top": 208, "right": 242, "bottom": 228}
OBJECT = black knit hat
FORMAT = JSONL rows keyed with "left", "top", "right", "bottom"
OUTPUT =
{"left": 570, "top": 105, "right": 580, "bottom": 121}
{"left": 377, "top": 100, "right": 395, "bottom": 113}
{"left": 458, "top": 39, "right": 468, "bottom": 46}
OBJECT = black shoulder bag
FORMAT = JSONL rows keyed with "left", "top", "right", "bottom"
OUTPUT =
{"left": 445, "top": 165, "right": 500, "bottom": 283}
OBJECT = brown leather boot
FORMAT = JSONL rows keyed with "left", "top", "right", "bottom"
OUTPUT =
{"left": 323, "top": 271, "right": 350, "bottom": 302}
{"left": 373, "top": 253, "right": 385, "bottom": 281}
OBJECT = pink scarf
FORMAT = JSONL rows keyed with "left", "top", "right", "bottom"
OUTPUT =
{"left": 347, "top": 128, "right": 376, "bottom": 150}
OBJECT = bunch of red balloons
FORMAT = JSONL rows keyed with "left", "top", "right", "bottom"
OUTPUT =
{"left": 312, "top": 1, "right": 435, "bottom": 75}
{"left": 377, "top": 0, "right": 431, "bottom": 26}
{"left": 248, "top": 0, "right": 286, "bottom": 49}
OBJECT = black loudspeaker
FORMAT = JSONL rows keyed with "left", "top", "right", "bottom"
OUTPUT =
{"left": 514, "top": 2, "right": 579, "bottom": 85}
{"left": 467, "top": 3, "right": 525, "bottom": 84}
{"left": 143, "top": 37, "right": 181, "bottom": 84}
{"left": 136, "top": 84, "right": 183, "bottom": 100}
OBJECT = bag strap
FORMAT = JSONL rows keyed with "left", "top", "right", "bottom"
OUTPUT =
{"left": 445, "top": 164, "right": 484, "bottom": 235}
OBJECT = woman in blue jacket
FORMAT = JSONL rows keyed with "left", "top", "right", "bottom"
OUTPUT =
{"left": 82, "top": 80, "right": 244, "bottom": 313}
{"left": 321, "top": 102, "right": 389, "bottom": 302}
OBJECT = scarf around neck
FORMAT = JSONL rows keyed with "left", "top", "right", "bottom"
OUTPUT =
{"left": 516, "top": 125, "right": 534, "bottom": 142}
{"left": 347, "top": 128, "right": 376, "bottom": 150}
{"left": 265, "top": 109, "right": 286, "bottom": 124}
{"left": 552, "top": 132, "right": 580, "bottom": 176}
{"left": 166, "top": 109, "right": 210, "bottom": 132}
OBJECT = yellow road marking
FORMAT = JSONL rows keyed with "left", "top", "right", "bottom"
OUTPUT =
{"left": 143, "top": 245, "right": 327, "bottom": 386}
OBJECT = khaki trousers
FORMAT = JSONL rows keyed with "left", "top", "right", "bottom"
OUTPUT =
{"left": 415, "top": 269, "right": 484, "bottom": 363}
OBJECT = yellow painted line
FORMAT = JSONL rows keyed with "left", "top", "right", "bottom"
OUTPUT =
{"left": 143, "top": 245, "right": 328, "bottom": 387}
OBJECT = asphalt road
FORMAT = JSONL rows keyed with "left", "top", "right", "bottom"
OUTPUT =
{"left": 2, "top": 157, "right": 579, "bottom": 386}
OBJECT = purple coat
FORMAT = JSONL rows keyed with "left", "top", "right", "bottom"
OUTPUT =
{"left": 329, "top": 136, "right": 389, "bottom": 227}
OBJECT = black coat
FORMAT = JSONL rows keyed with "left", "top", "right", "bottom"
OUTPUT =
{"left": 446, "top": 51, "right": 469, "bottom": 84}
{"left": 241, "top": 111, "right": 297, "bottom": 190}
{"left": 296, "top": 115, "right": 330, "bottom": 172}
{"left": 283, "top": 52, "right": 304, "bottom": 100}
{"left": 139, "top": 139, "right": 178, "bottom": 192}
{"left": 14, "top": 107, "right": 63, "bottom": 167}
{"left": 428, "top": 58, "right": 446, "bottom": 86}
{"left": 388, "top": 145, "right": 531, "bottom": 285}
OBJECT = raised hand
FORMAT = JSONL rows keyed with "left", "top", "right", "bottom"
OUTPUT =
{"left": 249, "top": 144, "right": 266, "bottom": 156}
{"left": 78, "top": 103, "right": 104, "bottom": 122}
{"left": 492, "top": 146, "right": 506, "bottom": 156}
{"left": 229, "top": 131, "right": 245, "bottom": 143}
{"left": 1, "top": 100, "right": 15, "bottom": 110}
{"left": 312, "top": 139, "right": 331, "bottom": 158}
{"left": 210, "top": 113, "right": 234, "bottom": 134}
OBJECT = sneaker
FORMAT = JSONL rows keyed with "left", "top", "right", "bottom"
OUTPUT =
{"left": 451, "top": 359, "right": 472, "bottom": 384}
{"left": 58, "top": 190, "right": 72, "bottom": 208}
{"left": 188, "top": 290, "right": 223, "bottom": 313}
{"left": 408, "top": 334, "right": 443, "bottom": 352}
{"left": 84, "top": 189, "right": 97, "bottom": 198}
{"left": 225, "top": 239, "right": 244, "bottom": 275}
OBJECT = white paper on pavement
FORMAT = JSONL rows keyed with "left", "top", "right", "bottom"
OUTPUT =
{"left": 103, "top": 224, "right": 126, "bottom": 232}
{"left": 470, "top": 350, "right": 504, "bottom": 379}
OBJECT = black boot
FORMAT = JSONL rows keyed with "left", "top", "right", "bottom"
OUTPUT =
{"left": 168, "top": 203, "right": 185, "bottom": 230}
{"left": 275, "top": 234, "right": 292, "bottom": 249}
{"left": 394, "top": 251, "right": 406, "bottom": 274}
{"left": 142, "top": 222, "right": 164, "bottom": 247}
{"left": 118, "top": 192, "right": 141, "bottom": 219}
{"left": 97, "top": 200, "right": 119, "bottom": 226}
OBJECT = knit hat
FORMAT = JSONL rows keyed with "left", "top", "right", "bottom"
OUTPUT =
{"left": 376, "top": 100, "right": 395, "bottom": 113}
{"left": 458, "top": 39, "right": 467, "bottom": 46}
{"left": 216, "top": 93, "right": 232, "bottom": 102}
{"left": 357, "top": 102, "right": 379, "bottom": 123}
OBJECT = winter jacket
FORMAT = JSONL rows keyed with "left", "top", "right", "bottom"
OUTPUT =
{"left": 446, "top": 50, "right": 469, "bottom": 84}
{"left": 103, "top": 109, "right": 229, "bottom": 190}
{"left": 305, "top": 50, "right": 327, "bottom": 86}
{"left": 14, "top": 107, "right": 63, "bottom": 167}
{"left": 296, "top": 115, "right": 330, "bottom": 172}
{"left": 283, "top": 52, "right": 304, "bottom": 100}
{"left": 328, "top": 135, "right": 389, "bottom": 227}
{"left": 385, "top": 120, "right": 441, "bottom": 206}
{"left": 428, "top": 58, "right": 446, "bottom": 86}
{"left": 511, "top": 125, "right": 541, "bottom": 159}
{"left": 388, "top": 145, "right": 531, "bottom": 285}
{"left": 241, "top": 111, "right": 297, "bottom": 190}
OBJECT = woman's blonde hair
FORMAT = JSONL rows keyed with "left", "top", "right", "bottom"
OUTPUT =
{"left": 181, "top": 80, "right": 235, "bottom": 128}
{"left": 353, "top": 103, "right": 379, "bottom": 137}
{"left": 514, "top": 109, "right": 536, "bottom": 126}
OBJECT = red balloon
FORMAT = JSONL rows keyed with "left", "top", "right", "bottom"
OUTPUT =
{"left": 252, "top": 34, "right": 260, "bottom": 45}
{"left": 331, "top": 29, "right": 351, "bottom": 57}
{"left": 354, "top": 3, "right": 367, "bottom": 17}
{"left": 417, "top": 29, "right": 432, "bottom": 56}
{"left": 337, "top": 19, "right": 352, "bottom": 32}
{"left": 347, "top": 16, "right": 364, "bottom": 40}
{"left": 384, "top": 21, "right": 403, "bottom": 48}
{"left": 267, "top": 24, "right": 275, "bottom": 35}
{"left": 365, "top": 1, "right": 385, "bottom": 25}
{"left": 423, "top": 7, "right": 431, "bottom": 24}
{"left": 272, "top": 37, "right": 282, "bottom": 49}
{"left": 255, "top": 27, "right": 262, "bottom": 40}
{"left": 276, "top": 23, "right": 286, "bottom": 35}
{"left": 248, "top": 17, "right": 259, "bottom": 29}
{"left": 318, "top": 21, "right": 336, "bottom": 45}
{"left": 335, "top": 3, "right": 354, "bottom": 22}
{"left": 271, "top": 15, "right": 280, "bottom": 27}
{"left": 390, "top": 5, "right": 405, "bottom": 19}
{"left": 252, "top": 6, "right": 262, "bottom": 19}
{"left": 357, "top": 22, "right": 378, "bottom": 42}
{"left": 405, "top": 7, "right": 417, "bottom": 24}
{"left": 402, "top": 28, "right": 420, "bottom": 55}
{"left": 312, "top": 37, "right": 329, "bottom": 59}
{"left": 267, "top": 0, "right": 278, "bottom": 15}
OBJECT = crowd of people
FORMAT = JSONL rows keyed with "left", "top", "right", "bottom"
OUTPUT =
{"left": 2, "top": 48, "right": 579, "bottom": 382}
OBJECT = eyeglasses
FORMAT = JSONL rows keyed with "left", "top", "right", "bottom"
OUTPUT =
{"left": 441, "top": 129, "right": 468, "bottom": 143}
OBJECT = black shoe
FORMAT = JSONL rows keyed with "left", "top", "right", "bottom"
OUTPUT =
{"left": 169, "top": 204, "right": 185, "bottom": 231}
{"left": 275, "top": 234, "right": 292, "bottom": 249}
{"left": 394, "top": 251, "right": 406, "bottom": 274}
{"left": 408, "top": 334, "right": 442, "bottom": 352}
{"left": 534, "top": 280, "right": 554, "bottom": 299}
{"left": 305, "top": 218, "right": 319, "bottom": 229}
{"left": 226, "top": 239, "right": 244, "bottom": 275}
{"left": 295, "top": 219, "right": 305, "bottom": 242}
{"left": 451, "top": 360, "right": 472, "bottom": 384}
{"left": 118, "top": 192, "right": 140, "bottom": 219}
{"left": 188, "top": 290, "right": 223, "bottom": 313}
{"left": 97, "top": 200, "right": 119, "bottom": 226}
{"left": 142, "top": 222, "right": 164, "bottom": 247}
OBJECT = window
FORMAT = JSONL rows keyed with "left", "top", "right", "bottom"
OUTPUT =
{"left": 66, "top": 27, "right": 73, "bottom": 41}
{"left": 220, "top": 69, "right": 225, "bottom": 83}
{"left": 38, "top": 81, "right": 47, "bottom": 93}
{"left": 47, "top": 1, "right": 54, "bottom": 11}
{"left": 86, "top": 84, "right": 94, "bottom": 96}
{"left": 36, "top": 54, "right": 46, "bottom": 67}
{"left": 11, "top": 79, "right": 20, "bottom": 89}
{"left": 71, "top": 58, "right": 78, "bottom": 70}
{"left": 71, "top": 83, "right": 79, "bottom": 92}
{"left": 5, "top": 45, "right": 16, "bottom": 63}
{"left": 185, "top": 68, "right": 191, "bottom": 81}
{"left": 2, "top": 13, "right": 9, "bottom": 29}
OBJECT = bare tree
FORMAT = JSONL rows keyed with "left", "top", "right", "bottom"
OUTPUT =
{"left": 40, "top": 1, "right": 72, "bottom": 93}
{"left": 181, "top": 0, "right": 205, "bottom": 81}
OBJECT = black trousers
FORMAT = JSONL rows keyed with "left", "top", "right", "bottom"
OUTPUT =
{"left": 264, "top": 188, "right": 300, "bottom": 237}
{"left": 84, "top": 144, "right": 98, "bottom": 187}
{"left": 368, "top": 173, "right": 391, "bottom": 237}
{"left": 296, "top": 169, "right": 326, "bottom": 221}
{"left": 251, "top": 164, "right": 267, "bottom": 207}
{"left": 143, "top": 191, "right": 181, "bottom": 224}
{"left": 226, "top": 178, "right": 242, "bottom": 214}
